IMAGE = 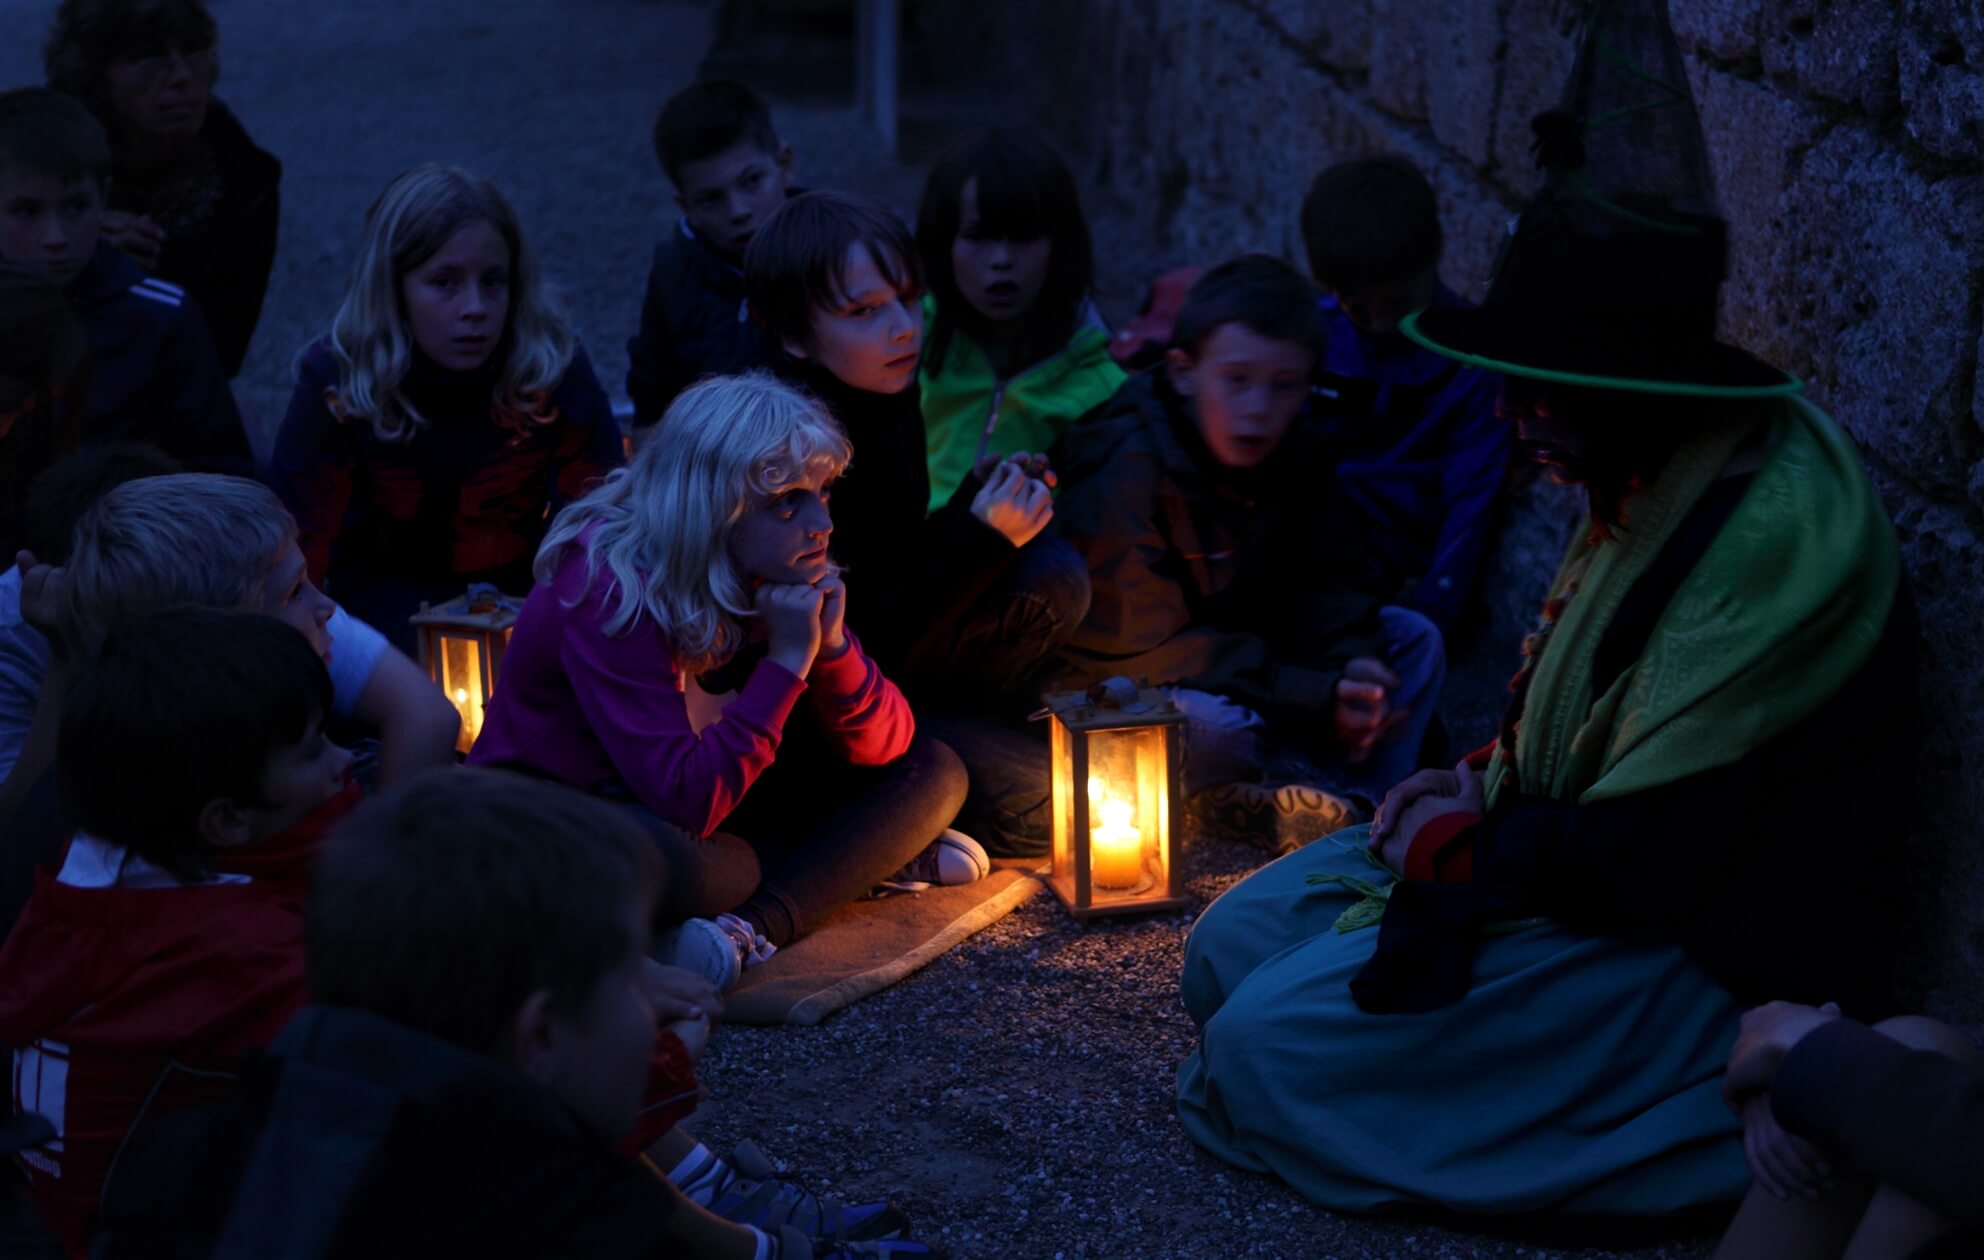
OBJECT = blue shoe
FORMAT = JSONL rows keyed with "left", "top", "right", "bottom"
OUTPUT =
{"left": 715, "top": 1140, "right": 909, "bottom": 1242}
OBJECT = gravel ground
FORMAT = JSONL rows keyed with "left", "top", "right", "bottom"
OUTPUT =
{"left": 0, "top": 2, "right": 1724, "bottom": 1255}
{"left": 689, "top": 830, "right": 1722, "bottom": 1260}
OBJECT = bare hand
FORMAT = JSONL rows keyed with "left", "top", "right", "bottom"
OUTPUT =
{"left": 1724, "top": 1000, "right": 1842, "bottom": 1110}
{"left": 100, "top": 211, "right": 166, "bottom": 270}
{"left": 754, "top": 581, "right": 825, "bottom": 678}
{"left": 1370, "top": 760, "right": 1482, "bottom": 875}
{"left": 1740, "top": 1093, "right": 1834, "bottom": 1201}
{"left": 1371, "top": 767, "right": 1459, "bottom": 845}
{"left": 15, "top": 552, "right": 68, "bottom": 644}
{"left": 667, "top": 1014, "right": 713, "bottom": 1063}
{"left": 814, "top": 573, "right": 847, "bottom": 657}
{"left": 642, "top": 961, "right": 723, "bottom": 1025}
{"left": 1334, "top": 656, "right": 1404, "bottom": 761}
{"left": 970, "top": 461, "right": 1053, "bottom": 548}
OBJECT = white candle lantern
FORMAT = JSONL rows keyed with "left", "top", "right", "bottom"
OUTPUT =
{"left": 1045, "top": 678, "right": 1189, "bottom": 920}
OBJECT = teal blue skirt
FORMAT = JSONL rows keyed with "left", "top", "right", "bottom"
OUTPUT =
{"left": 1176, "top": 827, "right": 1748, "bottom": 1214}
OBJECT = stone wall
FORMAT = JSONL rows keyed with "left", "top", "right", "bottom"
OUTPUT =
{"left": 943, "top": 0, "right": 1984, "bottom": 1031}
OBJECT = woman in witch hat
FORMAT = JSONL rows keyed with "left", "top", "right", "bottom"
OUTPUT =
{"left": 1173, "top": 0, "right": 1919, "bottom": 1214}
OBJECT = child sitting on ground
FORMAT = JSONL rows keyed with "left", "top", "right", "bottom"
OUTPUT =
{"left": 0, "top": 473, "right": 459, "bottom": 925}
{"left": 471, "top": 373, "right": 977, "bottom": 990}
{"left": 914, "top": 126, "right": 1124, "bottom": 512}
{"left": 0, "top": 608, "right": 357, "bottom": 1257}
{"left": 745, "top": 190, "right": 1090, "bottom": 857}
{"left": 271, "top": 163, "right": 622, "bottom": 652}
{"left": 626, "top": 80, "right": 796, "bottom": 428}
{"left": 1300, "top": 155, "right": 1508, "bottom": 642}
{"left": 94, "top": 769, "right": 943, "bottom": 1259}
{"left": 1052, "top": 255, "right": 1446, "bottom": 853}
{"left": 0, "top": 88, "right": 248, "bottom": 474}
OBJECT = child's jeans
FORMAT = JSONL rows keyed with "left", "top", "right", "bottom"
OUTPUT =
{"left": 1172, "top": 605, "right": 1447, "bottom": 799}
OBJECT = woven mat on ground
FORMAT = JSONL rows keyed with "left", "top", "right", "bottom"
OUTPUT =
{"left": 725, "top": 864, "right": 1046, "bottom": 1026}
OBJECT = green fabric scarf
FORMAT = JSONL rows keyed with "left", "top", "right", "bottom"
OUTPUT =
{"left": 1487, "top": 397, "right": 1899, "bottom": 808}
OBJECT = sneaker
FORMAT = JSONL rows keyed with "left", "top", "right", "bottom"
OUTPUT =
{"left": 654, "top": 913, "right": 775, "bottom": 993}
{"left": 1185, "top": 781, "right": 1365, "bottom": 856}
{"left": 879, "top": 829, "right": 990, "bottom": 891}
{"left": 716, "top": 1140, "right": 910, "bottom": 1241}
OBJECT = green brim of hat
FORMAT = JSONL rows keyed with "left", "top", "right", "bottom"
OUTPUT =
{"left": 1400, "top": 308, "right": 1803, "bottom": 400}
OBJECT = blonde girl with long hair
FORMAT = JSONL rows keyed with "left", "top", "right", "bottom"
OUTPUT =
{"left": 470, "top": 372, "right": 981, "bottom": 991}
{"left": 269, "top": 163, "right": 621, "bottom": 650}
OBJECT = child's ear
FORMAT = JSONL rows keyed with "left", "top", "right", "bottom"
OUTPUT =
{"left": 195, "top": 797, "right": 253, "bottom": 850}
{"left": 1165, "top": 347, "right": 1197, "bottom": 397}
{"left": 780, "top": 333, "right": 811, "bottom": 362}
{"left": 508, "top": 990, "right": 560, "bottom": 1084}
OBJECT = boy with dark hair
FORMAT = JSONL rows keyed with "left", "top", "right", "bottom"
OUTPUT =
{"left": 0, "top": 608, "right": 357, "bottom": 1256}
{"left": 0, "top": 88, "right": 248, "bottom": 474}
{"left": 626, "top": 80, "right": 796, "bottom": 428}
{"left": 1299, "top": 155, "right": 1508, "bottom": 641}
{"left": 744, "top": 191, "right": 1092, "bottom": 857}
{"left": 94, "top": 769, "right": 941, "bottom": 1260}
{"left": 1053, "top": 255, "right": 1445, "bottom": 852}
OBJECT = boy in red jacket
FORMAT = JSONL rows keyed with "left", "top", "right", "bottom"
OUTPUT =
{"left": 0, "top": 607, "right": 354, "bottom": 1255}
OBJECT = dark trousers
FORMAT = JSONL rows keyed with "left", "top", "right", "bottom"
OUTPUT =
{"left": 627, "top": 731, "right": 966, "bottom": 948}
{"left": 888, "top": 535, "right": 1089, "bottom": 859}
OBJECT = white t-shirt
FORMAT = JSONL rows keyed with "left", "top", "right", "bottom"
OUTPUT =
{"left": 0, "top": 603, "right": 390, "bottom": 781}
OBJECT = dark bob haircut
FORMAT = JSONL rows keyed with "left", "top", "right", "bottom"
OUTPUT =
{"left": 915, "top": 126, "right": 1096, "bottom": 376}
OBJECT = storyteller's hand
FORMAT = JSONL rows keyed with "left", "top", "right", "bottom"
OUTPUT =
{"left": 100, "top": 211, "right": 166, "bottom": 270}
{"left": 1740, "top": 1093, "right": 1835, "bottom": 1202}
{"left": 755, "top": 581, "right": 825, "bottom": 679}
{"left": 1370, "top": 767, "right": 1458, "bottom": 846}
{"left": 971, "top": 461, "right": 1053, "bottom": 548}
{"left": 1723, "top": 1000, "right": 1843, "bottom": 1111}
{"left": 1370, "top": 761, "right": 1482, "bottom": 876}
{"left": 973, "top": 449, "right": 1058, "bottom": 490}
{"left": 814, "top": 573, "right": 848, "bottom": 658}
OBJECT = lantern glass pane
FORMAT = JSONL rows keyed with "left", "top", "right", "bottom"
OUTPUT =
{"left": 1084, "top": 725, "right": 1166, "bottom": 900}
{"left": 438, "top": 633, "right": 485, "bottom": 752}
{"left": 1050, "top": 714, "right": 1075, "bottom": 883}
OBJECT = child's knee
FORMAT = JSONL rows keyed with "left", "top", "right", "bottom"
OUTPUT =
{"left": 1016, "top": 534, "right": 1093, "bottom": 628}
{"left": 1871, "top": 1014, "right": 1984, "bottom": 1064}
{"left": 907, "top": 734, "right": 971, "bottom": 815}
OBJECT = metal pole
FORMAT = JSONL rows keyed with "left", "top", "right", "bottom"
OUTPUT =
{"left": 855, "top": 0, "right": 899, "bottom": 156}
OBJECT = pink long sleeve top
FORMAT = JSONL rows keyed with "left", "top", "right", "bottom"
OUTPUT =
{"left": 469, "top": 548, "right": 916, "bottom": 835}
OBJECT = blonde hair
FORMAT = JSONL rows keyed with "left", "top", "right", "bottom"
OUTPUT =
{"left": 536, "top": 372, "right": 851, "bottom": 673}
{"left": 324, "top": 163, "right": 575, "bottom": 442}
{"left": 63, "top": 473, "right": 296, "bottom": 656}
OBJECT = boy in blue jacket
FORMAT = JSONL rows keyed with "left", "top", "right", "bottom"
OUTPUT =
{"left": 1301, "top": 156, "right": 1508, "bottom": 642}
{"left": 0, "top": 89, "right": 249, "bottom": 475}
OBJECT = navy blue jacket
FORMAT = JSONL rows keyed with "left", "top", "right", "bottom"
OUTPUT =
{"left": 1312, "top": 285, "right": 1508, "bottom": 639}
{"left": 67, "top": 240, "right": 252, "bottom": 475}
{"left": 625, "top": 217, "right": 774, "bottom": 428}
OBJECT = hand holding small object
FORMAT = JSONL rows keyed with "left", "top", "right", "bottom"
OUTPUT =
{"left": 971, "top": 461, "right": 1053, "bottom": 548}
{"left": 100, "top": 211, "right": 166, "bottom": 270}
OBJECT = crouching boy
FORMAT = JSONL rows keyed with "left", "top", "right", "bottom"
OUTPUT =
{"left": 0, "top": 608, "right": 357, "bottom": 1256}
{"left": 1052, "top": 256, "right": 1446, "bottom": 852}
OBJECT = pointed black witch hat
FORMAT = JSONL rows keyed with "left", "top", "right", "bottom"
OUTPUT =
{"left": 1401, "top": 0, "right": 1801, "bottom": 398}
